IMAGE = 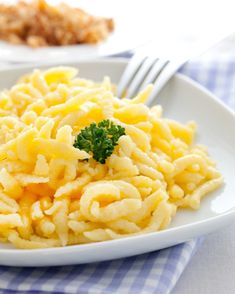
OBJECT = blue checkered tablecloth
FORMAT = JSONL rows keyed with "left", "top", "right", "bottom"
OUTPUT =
{"left": 0, "top": 53, "right": 234, "bottom": 294}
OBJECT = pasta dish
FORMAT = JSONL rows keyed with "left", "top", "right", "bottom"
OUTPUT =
{"left": 0, "top": 67, "right": 223, "bottom": 249}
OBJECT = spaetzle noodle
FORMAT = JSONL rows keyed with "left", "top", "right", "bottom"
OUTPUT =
{"left": 0, "top": 67, "right": 223, "bottom": 249}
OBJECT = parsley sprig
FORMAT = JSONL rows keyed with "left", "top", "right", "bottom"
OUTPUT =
{"left": 73, "top": 120, "right": 125, "bottom": 164}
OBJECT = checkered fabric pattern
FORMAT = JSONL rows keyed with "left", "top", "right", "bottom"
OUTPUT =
{"left": 0, "top": 54, "right": 234, "bottom": 294}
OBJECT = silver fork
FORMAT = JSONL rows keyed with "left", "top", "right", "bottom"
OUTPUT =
{"left": 117, "top": 31, "right": 229, "bottom": 106}
{"left": 117, "top": 52, "right": 185, "bottom": 106}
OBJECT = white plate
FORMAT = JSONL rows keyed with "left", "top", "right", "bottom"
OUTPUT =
{"left": 0, "top": 59, "right": 234, "bottom": 267}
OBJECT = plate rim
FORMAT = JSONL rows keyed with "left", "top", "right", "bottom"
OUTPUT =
{"left": 0, "top": 208, "right": 234, "bottom": 256}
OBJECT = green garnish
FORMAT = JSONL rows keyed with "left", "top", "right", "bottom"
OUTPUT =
{"left": 73, "top": 119, "right": 126, "bottom": 164}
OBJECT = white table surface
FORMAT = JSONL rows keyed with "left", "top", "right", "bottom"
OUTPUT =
{"left": 173, "top": 224, "right": 235, "bottom": 294}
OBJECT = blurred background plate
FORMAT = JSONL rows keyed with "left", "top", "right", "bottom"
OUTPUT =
{"left": 0, "top": 0, "right": 234, "bottom": 63}
{"left": 0, "top": 0, "right": 154, "bottom": 63}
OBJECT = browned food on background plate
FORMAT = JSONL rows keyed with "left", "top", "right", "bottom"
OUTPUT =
{"left": 0, "top": 0, "right": 114, "bottom": 47}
